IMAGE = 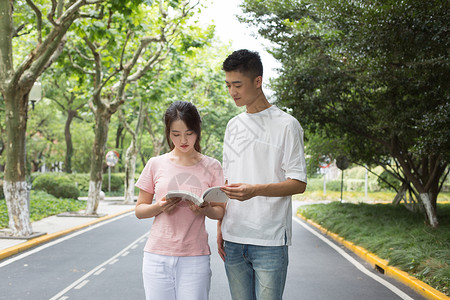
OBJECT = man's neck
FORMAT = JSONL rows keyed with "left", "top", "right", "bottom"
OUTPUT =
{"left": 246, "top": 93, "right": 272, "bottom": 114}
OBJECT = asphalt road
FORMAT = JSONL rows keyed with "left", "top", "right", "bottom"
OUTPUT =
{"left": 0, "top": 206, "right": 426, "bottom": 300}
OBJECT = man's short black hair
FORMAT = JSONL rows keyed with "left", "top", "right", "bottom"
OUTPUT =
{"left": 222, "top": 49, "right": 263, "bottom": 79}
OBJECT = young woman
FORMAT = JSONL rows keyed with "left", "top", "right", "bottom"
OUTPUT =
{"left": 135, "top": 101, "right": 225, "bottom": 300}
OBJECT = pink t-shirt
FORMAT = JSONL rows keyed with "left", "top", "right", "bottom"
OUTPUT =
{"left": 135, "top": 153, "right": 224, "bottom": 256}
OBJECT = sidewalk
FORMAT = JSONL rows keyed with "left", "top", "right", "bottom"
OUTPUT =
{"left": 0, "top": 198, "right": 135, "bottom": 260}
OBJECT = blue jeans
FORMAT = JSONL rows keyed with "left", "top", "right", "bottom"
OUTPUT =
{"left": 224, "top": 241, "right": 289, "bottom": 300}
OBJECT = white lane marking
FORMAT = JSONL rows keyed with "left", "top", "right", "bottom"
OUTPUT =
{"left": 49, "top": 231, "right": 149, "bottom": 300}
{"left": 109, "top": 259, "right": 119, "bottom": 265}
{"left": 94, "top": 268, "right": 105, "bottom": 276}
{"left": 74, "top": 280, "right": 89, "bottom": 289}
{"left": 293, "top": 217, "right": 414, "bottom": 300}
{"left": 0, "top": 212, "right": 135, "bottom": 268}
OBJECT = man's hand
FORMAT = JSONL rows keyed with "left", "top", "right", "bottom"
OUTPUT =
{"left": 221, "top": 183, "right": 256, "bottom": 201}
{"left": 217, "top": 220, "right": 226, "bottom": 261}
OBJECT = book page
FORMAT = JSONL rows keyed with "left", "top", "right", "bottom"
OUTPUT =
{"left": 166, "top": 190, "right": 203, "bottom": 206}
{"left": 202, "top": 186, "right": 228, "bottom": 203}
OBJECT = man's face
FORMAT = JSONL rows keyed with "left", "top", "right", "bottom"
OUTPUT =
{"left": 225, "top": 71, "right": 262, "bottom": 108}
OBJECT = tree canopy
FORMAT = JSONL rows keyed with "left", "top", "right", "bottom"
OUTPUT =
{"left": 239, "top": 0, "right": 450, "bottom": 226}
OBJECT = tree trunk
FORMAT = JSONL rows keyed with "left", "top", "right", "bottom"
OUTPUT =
{"left": 3, "top": 89, "right": 33, "bottom": 236}
{"left": 420, "top": 193, "right": 438, "bottom": 228}
{"left": 86, "top": 108, "right": 110, "bottom": 214}
{"left": 121, "top": 103, "right": 144, "bottom": 205}
{"left": 390, "top": 141, "right": 443, "bottom": 228}
{"left": 4, "top": 181, "right": 32, "bottom": 236}
{"left": 123, "top": 140, "right": 137, "bottom": 204}
{"left": 64, "top": 110, "right": 76, "bottom": 173}
{"left": 86, "top": 180, "right": 102, "bottom": 214}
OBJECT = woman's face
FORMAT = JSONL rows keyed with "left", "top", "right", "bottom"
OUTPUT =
{"left": 170, "top": 119, "right": 198, "bottom": 153}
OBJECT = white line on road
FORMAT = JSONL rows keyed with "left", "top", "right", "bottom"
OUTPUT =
{"left": 94, "top": 268, "right": 106, "bottom": 276}
{"left": 74, "top": 280, "right": 89, "bottom": 289}
{"left": 0, "top": 212, "right": 135, "bottom": 268}
{"left": 49, "top": 231, "right": 149, "bottom": 300}
{"left": 293, "top": 217, "right": 414, "bottom": 300}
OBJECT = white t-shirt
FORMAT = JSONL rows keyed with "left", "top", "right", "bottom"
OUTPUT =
{"left": 222, "top": 105, "right": 307, "bottom": 246}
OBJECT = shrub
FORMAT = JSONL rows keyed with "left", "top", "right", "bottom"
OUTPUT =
{"left": 346, "top": 179, "right": 364, "bottom": 192}
{"left": 102, "top": 173, "right": 123, "bottom": 192}
{"left": 32, "top": 173, "right": 80, "bottom": 199}
{"left": 377, "top": 171, "right": 401, "bottom": 191}
{"left": 68, "top": 173, "right": 90, "bottom": 192}
{"left": 305, "top": 178, "right": 324, "bottom": 192}
{"left": 51, "top": 182, "right": 80, "bottom": 199}
{"left": 326, "top": 180, "right": 342, "bottom": 191}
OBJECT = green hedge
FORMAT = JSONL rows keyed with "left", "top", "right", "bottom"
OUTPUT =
{"left": 306, "top": 177, "right": 381, "bottom": 193}
{"left": 32, "top": 173, "right": 80, "bottom": 199}
{"left": 102, "top": 173, "right": 123, "bottom": 191}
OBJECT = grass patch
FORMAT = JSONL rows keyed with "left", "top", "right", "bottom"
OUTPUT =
{"left": 0, "top": 190, "right": 86, "bottom": 229}
{"left": 294, "top": 190, "right": 450, "bottom": 204}
{"left": 298, "top": 202, "right": 450, "bottom": 296}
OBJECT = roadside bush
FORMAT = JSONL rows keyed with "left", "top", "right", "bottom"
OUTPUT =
{"left": 32, "top": 173, "right": 80, "bottom": 199}
{"left": 102, "top": 174, "right": 123, "bottom": 192}
{"left": 377, "top": 171, "right": 401, "bottom": 191}
{"left": 68, "top": 173, "right": 90, "bottom": 192}
{"left": 326, "top": 180, "right": 342, "bottom": 191}
{"left": 305, "top": 178, "right": 324, "bottom": 192}
{"left": 346, "top": 179, "right": 365, "bottom": 192}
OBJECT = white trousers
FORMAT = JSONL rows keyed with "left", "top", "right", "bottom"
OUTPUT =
{"left": 142, "top": 252, "right": 211, "bottom": 300}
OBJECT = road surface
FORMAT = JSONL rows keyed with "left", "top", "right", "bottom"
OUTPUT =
{"left": 0, "top": 204, "right": 426, "bottom": 300}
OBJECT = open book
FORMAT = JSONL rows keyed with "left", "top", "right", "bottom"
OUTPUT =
{"left": 166, "top": 186, "right": 228, "bottom": 207}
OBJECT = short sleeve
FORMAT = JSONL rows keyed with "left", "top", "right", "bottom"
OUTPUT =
{"left": 210, "top": 159, "right": 225, "bottom": 187}
{"left": 282, "top": 120, "right": 307, "bottom": 183}
{"left": 222, "top": 122, "right": 231, "bottom": 183}
{"left": 135, "top": 158, "right": 155, "bottom": 194}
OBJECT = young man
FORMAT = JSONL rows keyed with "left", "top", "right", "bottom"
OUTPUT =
{"left": 218, "top": 49, "right": 307, "bottom": 300}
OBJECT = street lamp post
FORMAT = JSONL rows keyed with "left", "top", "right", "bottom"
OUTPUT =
{"left": 29, "top": 81, "right": 42, "bottom": 110}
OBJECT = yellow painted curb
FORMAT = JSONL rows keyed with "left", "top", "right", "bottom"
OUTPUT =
{"left": 297, "top": 213, "right": 449, "bottom": 300}
{"left": 0, "top": 208, "right": 135, "bottom": 261}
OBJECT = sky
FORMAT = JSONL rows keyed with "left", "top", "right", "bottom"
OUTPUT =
{"left": 197, "top": 0, "right": 280, "bottom": 93}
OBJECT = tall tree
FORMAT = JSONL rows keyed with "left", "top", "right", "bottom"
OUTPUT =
{"left": 0, "top": 0, "right": 108, "bottom": 236}
{"left": 119, "top": 98, "right": 146, "bottom": 204}
{"left": 68, "top": 0, "right": 200, "bottom": 214}
{"left": 26, "top": 99, "right": 66, "bottom": 172}
{"left": 239, "top": 0, "right": 449, "bottom": 227}
{"left": 42, "top": 68, "right": 88, "bottom": 173}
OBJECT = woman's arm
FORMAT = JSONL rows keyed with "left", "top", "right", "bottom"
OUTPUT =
{"left": 135, "top": 189, "right": 181, "bottom": 219}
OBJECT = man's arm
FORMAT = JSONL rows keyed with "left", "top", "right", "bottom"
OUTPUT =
{"left": 221, "top": 178, "right": 306, "bottom": 201}
{"left": 215, "top": 202, "right": 227, "bottom": 261}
